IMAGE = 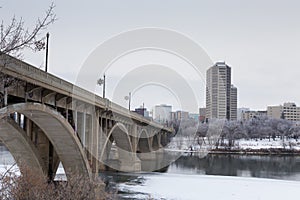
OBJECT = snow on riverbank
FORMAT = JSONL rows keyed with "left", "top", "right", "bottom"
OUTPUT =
{"left": 237, "top": 138, "right": 300, "bottom": 150}
{"left": 168, "top": 137, "right": 300, "bottom": 152}
{"left": 119, "top": 173, "right": 300, "bottom": 200}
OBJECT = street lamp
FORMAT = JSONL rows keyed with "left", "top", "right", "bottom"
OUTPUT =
{"left": 45, "top": 32, "right": 49, "bottom": 72}
{"left": 124, "top": 92, "right": 131, "bottom": 111}
{"left": 97, "top": 74, "right": 106, "bottom": 98}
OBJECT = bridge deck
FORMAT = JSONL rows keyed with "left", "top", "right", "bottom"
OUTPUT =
{"left": 0, "top": 54, "right": 172, "bottom": 133}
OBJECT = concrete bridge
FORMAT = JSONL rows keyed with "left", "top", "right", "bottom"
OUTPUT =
{"left": 0, "top": 55, "right": 173, "bottom": 181}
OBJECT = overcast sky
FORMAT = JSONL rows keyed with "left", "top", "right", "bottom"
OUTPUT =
{"left": 1, "top": 0, "right": 300, "bottom": 113}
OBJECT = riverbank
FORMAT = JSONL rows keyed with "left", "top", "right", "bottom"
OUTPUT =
{"left": 210, "top": 148, "right": 300, "bottom": 155}
{"left": 166, "top": 148, "right": 300, "bottom": 156}
{"left": 168, "top": 137, "right": 300, "bottom": 155}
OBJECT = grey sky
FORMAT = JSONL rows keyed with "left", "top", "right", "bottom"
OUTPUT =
{"left": 1, "top": 0, "right": 300, "bottom": 112}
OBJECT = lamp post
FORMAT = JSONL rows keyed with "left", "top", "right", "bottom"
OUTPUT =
{"left": 97, "top": 74, "right": 106, "bottom": 98}
{"left": 45, "top": 32, "right": 49, "bottom": 72}
{"left": 124, "top": 92, "right": 131, "bottom": 111}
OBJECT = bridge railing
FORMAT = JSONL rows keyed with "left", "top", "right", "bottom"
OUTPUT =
{"left": 0, "top": 54, "right": 171, "bottom": 132}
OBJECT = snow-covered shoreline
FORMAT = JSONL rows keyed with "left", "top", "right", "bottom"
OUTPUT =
{"left": 168, "top": 137, "right": 300, "bottom": 154}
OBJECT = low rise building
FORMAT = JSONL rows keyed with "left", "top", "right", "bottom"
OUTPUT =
{"left": 267, "top": 102, "right": 300, "bottom": 121}
{"left": 237, "top": 107, "right": 250, "bottom": 121}
{"left": 242, "top": 110, "right": 267, "bottom": 121}
{"left": 189, "top": 113, "right": 200, "bottom": 122}
{"left": 171, "top": 110, "right": 189, "bottom": 121}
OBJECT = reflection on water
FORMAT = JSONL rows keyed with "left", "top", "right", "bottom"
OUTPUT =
{"left": 168, "top": 153, "right": 300, "bottom": 181}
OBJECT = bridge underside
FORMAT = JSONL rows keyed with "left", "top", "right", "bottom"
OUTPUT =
{"left": 0, "top": 103, "right": 92, "bottom": 181}
{"left": 0, "top": 103, "right": 171, "bottom": 179}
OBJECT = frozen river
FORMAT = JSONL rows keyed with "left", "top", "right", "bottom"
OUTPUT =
{"left": 2, "top": 145, "right": 300, "bottom": 199}
{"left": 102, "top": 152, "right": 300, "bottom": 199}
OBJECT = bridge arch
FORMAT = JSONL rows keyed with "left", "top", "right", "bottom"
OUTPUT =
{"left": 137, "top": 129, "right": 152, "bottom": 153}
{"left": 0, "top": 103, "right": 92, "bottom": 180}
{"left": 100, "top": 122, "right": 133, "bottom": 159}
{"left": 100, "top": 122, "right": 140, "bottom": 171}
{"left": 0, "top": 117, "right": 46, "bottom": 178}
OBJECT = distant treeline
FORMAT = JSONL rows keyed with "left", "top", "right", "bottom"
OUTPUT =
{"left": 171, "top": 117, "right": 300, "bottom": 148}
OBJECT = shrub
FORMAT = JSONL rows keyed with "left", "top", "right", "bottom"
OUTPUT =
{"left": 0, "top": 163, "right": 109, "bottom": 200}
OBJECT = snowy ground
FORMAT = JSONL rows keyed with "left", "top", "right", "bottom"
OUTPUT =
{"left": 168, "top": 137, "right": 300, "bottom": 152}
{"left": 236, "top": 138, "right": 300, "bottom": 150}
{"left": 119, "top": 173, "right": 300, "bottom": 200}
{"left": 0, "top": 164, "right": 66, "bottom": 180}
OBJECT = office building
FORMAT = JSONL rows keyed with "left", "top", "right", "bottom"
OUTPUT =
{"left": 242, "top": 110, "right": 267, "bottom": 121}
{"left": 230, "top": 85, "right": 237, "bottom": 120}
{"left": 206, "top": 61, "right": 237, "bottom": 121}
{"left": 171, "top": 110, "right": 189, "bottom": 121}
{"left": 237, "top": 108, "right": 250, "bottom": 121}
{"left": 267, "top": 102, "right": 300, "bottom": 121}
{"left": 154, "top": 104, "right": 172, "bottom": 123}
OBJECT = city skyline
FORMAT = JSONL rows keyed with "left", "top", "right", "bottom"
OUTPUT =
{"left": 2, "top": 0, "right": 300, "bottom": 112}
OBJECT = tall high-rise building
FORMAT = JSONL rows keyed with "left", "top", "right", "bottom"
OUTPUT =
{"left": 206, "top": 62, "right": 237, "bottom": 121}
{"left": 230, "top": 85, "right": 237, "bottom": 120}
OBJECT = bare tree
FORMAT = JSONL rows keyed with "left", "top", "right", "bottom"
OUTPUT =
{"left": 0, "top": 3, "right": 56, "bottom": 108}
{"left": 0, "top": 3, "right": 56, "bottom": 57}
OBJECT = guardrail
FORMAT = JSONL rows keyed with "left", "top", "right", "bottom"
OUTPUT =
{"left": 0, "top": 54, "right": 172, "bottom": 132}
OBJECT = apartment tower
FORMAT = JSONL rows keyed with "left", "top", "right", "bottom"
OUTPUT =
{"left": 206, "top": 62, "right": 237, "bottom": 121}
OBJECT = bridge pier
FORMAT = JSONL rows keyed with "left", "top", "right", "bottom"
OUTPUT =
{"left": 91, "top": 110, "right": 99, "bottom": 174}
{"left": 4, "top": 87, "right": 8, "bottom": 106}
{"left": 138, "top": 151, "right": 156, "bottom": 160}
{"left": 119, "top": 158, "right": 141, "bottom": 172}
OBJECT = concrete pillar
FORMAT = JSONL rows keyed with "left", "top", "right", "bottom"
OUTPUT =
{"left": 105, "top": 118, "right": 108, "bottom": 136}
{"left": 156, "top": 132, "right": 162, "bottom": 148}
{"left": 26, "top": 117, "right": 32, "bottom": 138}
{"left": 4, "top": 87, "right": 7, "bottom": 106}
{"left": 76, "top": 112, "right": 86, "bottom": 147}
{"left": 73, "top": 111, "right": 78, "bottom": 133}
{"left": 91, "top": 110, "right": 99, "bottom": 174}
{"left": 98, "top": 115, "right": 106, "bottom": 171}
{"left": 131, "top": 124, "right": 138, "bottom": 153}
{"left": 86, "top": 114, "right": 90, "bottom": 149}
{"left": 66, "top": 108, "right": 69, "bottom": 121}
{"left": 149, "top": 137, "right": 154, "bottom": 149}
{"left": 82, "top": 112, "right": 86, "bottom": 147}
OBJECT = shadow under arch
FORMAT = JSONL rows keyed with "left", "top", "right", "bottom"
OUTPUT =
{"left": 0, "top": 103, "right": 92, "bottom": 180}
{"left": 0, "top": 117, "right": 46, "bottom": 178}
{"left": 137, "top": 129, "right": 152, "bottom": 153}
{"left": 152, "top": 133, "right": 160, "bottom": 151}
{"left": 99, "top": 122, "right": 140, "bottom": 171}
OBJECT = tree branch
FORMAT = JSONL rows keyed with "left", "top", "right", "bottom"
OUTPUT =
{"left": 0, "top": 2, "right": 56, "bottom": 57}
